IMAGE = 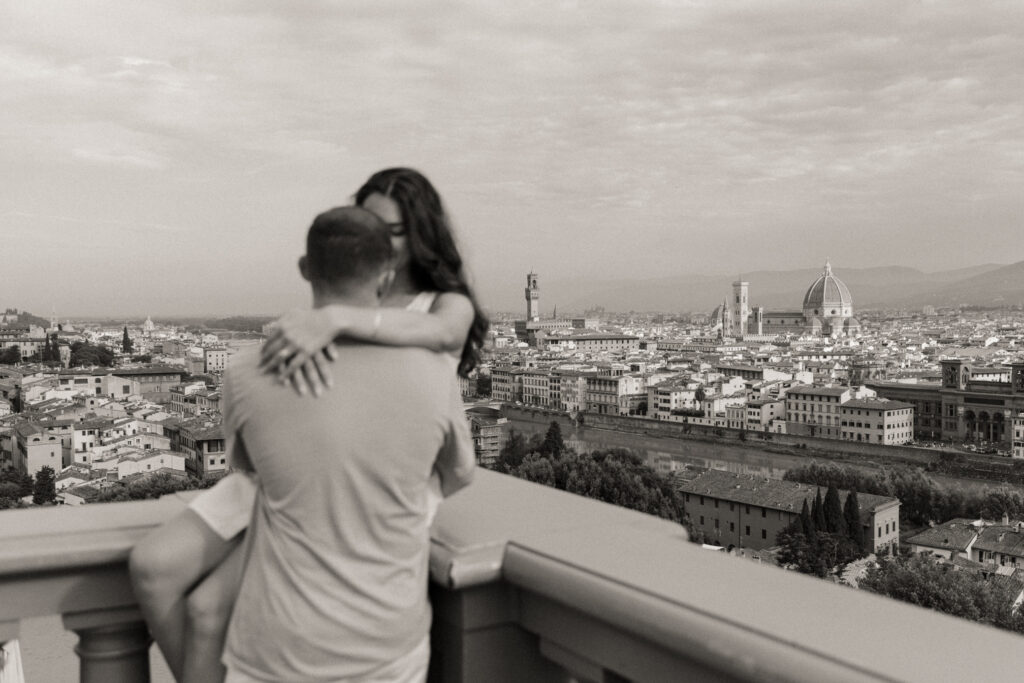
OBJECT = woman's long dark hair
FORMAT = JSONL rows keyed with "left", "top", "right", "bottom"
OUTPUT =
{"left": 355, "top": 167, "right": 488, "bottom": 377}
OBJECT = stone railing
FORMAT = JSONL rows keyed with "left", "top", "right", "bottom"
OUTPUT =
{"left": 5, "top": 471, "right": 1024, "bottom": 681}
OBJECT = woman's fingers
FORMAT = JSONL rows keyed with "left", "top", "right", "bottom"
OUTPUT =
{"left": 259, "top": 336, "right": 291, "bottom": 371}
{"left": 323, "top": 342, "right": 338, "bottom": 362}
{"left": 311, "top": 350, "right": 333, "bottom": 390}
{"left": 288, "top": 365, "right": 310, "bottom": 397}
{"left": 300, "top": 361, "right": 323, "bottom": 398}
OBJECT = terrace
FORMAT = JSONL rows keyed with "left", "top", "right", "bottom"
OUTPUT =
{"left": 3, "top": 469, "right": 1024, "bottom": 682}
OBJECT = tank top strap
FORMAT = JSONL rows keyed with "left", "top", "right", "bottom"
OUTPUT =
{"left": 406, "top": 291, "right": 439, "bottom": 313}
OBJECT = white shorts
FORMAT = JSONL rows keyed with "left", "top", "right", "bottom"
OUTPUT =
{"left": 224, "top": 634, "right": 430, "bottom": 683}
{"left": 188, "top": 472, "right": 258, "bottom": 540}
{"left": 189, "top": 471, "right": 444, "bottom": 541}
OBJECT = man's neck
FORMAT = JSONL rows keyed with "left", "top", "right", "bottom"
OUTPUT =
{"left": 312, "top": 286, "right": 379, "bottom": 309}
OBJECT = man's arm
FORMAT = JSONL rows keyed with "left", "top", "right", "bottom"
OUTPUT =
{"left": 222, "top": 364, "right": 254, "bottom": 473}
{"left": 434, "top": 376, "right": 476, "bottom": 498}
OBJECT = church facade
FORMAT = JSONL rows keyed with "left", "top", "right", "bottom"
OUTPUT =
{"left": 712, "top": 261, "right": 861, "bottom": 339}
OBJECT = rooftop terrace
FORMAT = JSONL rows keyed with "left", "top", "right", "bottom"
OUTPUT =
{"left": 3, "top": 470, "right": 1024, "bottom": 681}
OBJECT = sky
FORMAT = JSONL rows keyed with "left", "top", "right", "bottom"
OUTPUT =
{"left": 1, "top": 0, "right": 1022, "bottom": 316}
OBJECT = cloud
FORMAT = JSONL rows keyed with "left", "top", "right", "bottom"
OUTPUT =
{"left": 1, "top": 0, "right": 1023, "bottom": 314}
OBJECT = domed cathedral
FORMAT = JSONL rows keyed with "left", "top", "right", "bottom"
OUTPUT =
{"left": 798, "top": 260, "right": 861, "bottom": 337}
{"left": 712, "top": 260, "right": 860, "bottom": 339}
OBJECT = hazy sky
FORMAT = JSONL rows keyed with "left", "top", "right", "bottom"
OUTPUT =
{"left": 2, "top": 1, "right": 1022, "bottom": 316}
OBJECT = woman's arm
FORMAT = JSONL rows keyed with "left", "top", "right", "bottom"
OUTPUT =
{"left": 261, "top": 293, "right": 474, "bottom": 396}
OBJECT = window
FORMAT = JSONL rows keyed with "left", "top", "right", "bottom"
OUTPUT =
{"left": 761, "top": 529, "right": 767, "bottom": 540}
{"left": 745, "top": 526, "right": 750, "bottom": 536}
{"left": 699, "top": 496, "right": 704, "bottom": 505}
{"left": 714, "top": 519, "right": 719, "bottom": 529}
{"left": 685, "top": 494, "right": 690, "bottom": 503}
{"left": 761, "top": 508, "right": 766, "bottom": 518}
{"left": 878, "top": 527, "right": 882, "bottom": 538}
{"left": 730, "top": 522, "right": 735, "bottom": 532}
{"left": 729, "top": 502, "right": 734, "bottom": 512}
{"left": 714, "top": 500, "right": 719, "bottom": 509}
{"left": 699, "top": 516, "right": 704, "bottom": 525}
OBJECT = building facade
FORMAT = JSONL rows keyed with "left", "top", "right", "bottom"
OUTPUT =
{"left": 678, "top": 469, "right": 900, "bottom": 554}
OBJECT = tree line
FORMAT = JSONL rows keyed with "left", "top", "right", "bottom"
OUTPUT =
{"left": 784, "top": 462, "right": 1024, "bottom": 526}
{"left": 491, "top": 423, "right": 691, "bottom": 529}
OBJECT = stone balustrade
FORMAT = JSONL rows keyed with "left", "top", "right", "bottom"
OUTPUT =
{"left": 3, "top": 471, "right": 1024, "bottom": 682}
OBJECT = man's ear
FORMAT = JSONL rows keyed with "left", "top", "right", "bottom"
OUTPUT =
{"left": 298, "top": 255, "right": 311, "bottom": 282}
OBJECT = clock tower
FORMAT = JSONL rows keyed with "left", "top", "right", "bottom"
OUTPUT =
{"left": 525, "top": 271, "right": 540, "bottom": 322}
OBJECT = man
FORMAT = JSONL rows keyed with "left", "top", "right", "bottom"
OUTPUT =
{"left": 220, "top": 206, "right": 475, "bottom": 682}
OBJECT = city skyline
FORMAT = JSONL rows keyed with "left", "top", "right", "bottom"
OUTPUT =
{"left": 2, "top": 1, "right": 1023, "bottom": 316}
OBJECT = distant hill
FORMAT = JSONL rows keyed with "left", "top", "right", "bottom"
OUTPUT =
{"left": 484, "top": 263, "right": 1016, "bottom": 314}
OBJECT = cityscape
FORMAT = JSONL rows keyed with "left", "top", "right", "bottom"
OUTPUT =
{"left": 4, "top": 1, "right": 1024, "bottom": 681}
{"left": 4, "top": 259, "right": 1024, "bottom": 679}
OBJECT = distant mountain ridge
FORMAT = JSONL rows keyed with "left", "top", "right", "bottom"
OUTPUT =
{"left": 482, "top": 262, "right": 1022, "bottom": 314}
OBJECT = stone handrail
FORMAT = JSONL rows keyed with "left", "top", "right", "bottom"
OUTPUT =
{"left": 4, "top": 472, "right": 1024, "bottom": 681}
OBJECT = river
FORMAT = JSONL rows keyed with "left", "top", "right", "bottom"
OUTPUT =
{"left": 509, "top": 417, "right": 1024, "bottom": 496}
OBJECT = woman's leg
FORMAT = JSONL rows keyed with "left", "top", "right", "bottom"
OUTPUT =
{"left": 129, "top": 509, "right": 242, "bottom": 682}
{"left": 182, "top": 539, "right": 247, "bottom": 683}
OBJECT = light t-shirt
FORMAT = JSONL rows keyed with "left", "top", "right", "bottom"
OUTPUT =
{"left": 221, "top": 345, "right": 474, "bottom": 681}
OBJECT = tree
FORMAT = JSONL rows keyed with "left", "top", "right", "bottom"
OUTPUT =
{"left": 122, "top": 326, "right": 133, "bottom": 354}
{"left": 505, "top": 448, "right": 689, "bottom": 528}
{"left": 0, "top": 468, "right": 34, "bottom": 498}
{"left": 42, "top": 335, "right": 52, "bottom": 362}
{"left": 0, "top": 346, "right": 21, "bottom": 364}
{"left": 694, "top": 385, "right": 706, "bottom": 403}
{"left": 812, "top": 488, "right": 827, "bottom": 532}
{"left": 0, "top": 482, "right": 23, "bottom": 509}
{"left": 70, "top": 342, "right": 115, "bottom": 367}
{"left": 799, "top": 498, "right": 815, "bottom": 537}
{"left": 861, "top": 554, "right": 1024, "bottom": 634}
{"left": 843, "top": 491, "right": 864, "bottom": 551}
{"left": 538, "top": 421, "right": 566, "bottom": 459}
{"left": 32, "top": 466, "right": 57, "bottom": 505}
{"left": 824, "top": 484, "right": 847, "bottom": 536}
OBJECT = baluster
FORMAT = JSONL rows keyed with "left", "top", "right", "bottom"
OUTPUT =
{"left": 63, "top": 607, "right": 151, "bottom": 683}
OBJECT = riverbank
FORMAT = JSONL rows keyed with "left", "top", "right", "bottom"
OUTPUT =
{"left": 502, "top": 406, "right": 1024, "bottom": 496}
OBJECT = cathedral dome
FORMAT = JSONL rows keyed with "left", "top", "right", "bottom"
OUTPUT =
{"left": 802, "top": 260, "right": 853, "bottom": 317}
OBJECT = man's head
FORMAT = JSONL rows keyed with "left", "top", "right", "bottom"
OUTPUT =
{"left": 299, "top": 206, "right": 394, "bottom": 302}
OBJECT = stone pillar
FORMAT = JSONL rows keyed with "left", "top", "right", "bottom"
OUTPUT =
{"left": 63, "top": 607, "right": 151, "bottom": 683}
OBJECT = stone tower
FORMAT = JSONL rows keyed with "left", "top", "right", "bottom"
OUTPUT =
{"left": 732, "top": 280, "right": 749, "bottom": 336}
{"left": 525, "top": 271, "right": 540, "bottom": 322}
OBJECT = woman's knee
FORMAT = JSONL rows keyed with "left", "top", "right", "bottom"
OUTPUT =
{"left": 185, "top": 577, "right": 235, "bottom": 637}
{"left": 130, "top": 533, "right": 182, "bottom": 596}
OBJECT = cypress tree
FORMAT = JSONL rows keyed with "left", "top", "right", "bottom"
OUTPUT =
{"left": 539, "top": 421, "right": 566, "bottom": 459}
{"left": 812, "top": 487, "right": 827, "bottom": 532}
{"left": 824, "top": 484, "right": 847, "bottom": 535}
{"left": 799, "top": 498, "right": 815, "bottom": 537}
{"left": 844, "top": 490, "right": 864, "bottom": 551}
{"left": 122, "top": 326, "right": 133, "bottom": 354}
{"left": 42, "top": 336, "right": 52, "bottom": 362}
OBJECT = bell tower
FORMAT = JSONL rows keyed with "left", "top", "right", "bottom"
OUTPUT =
{"left": 732, "top": 280, "right": 749, "bottom": 336}
{"left": 525, "top": 271, "right": 540, "bottom": 322}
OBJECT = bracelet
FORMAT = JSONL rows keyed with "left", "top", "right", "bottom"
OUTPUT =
{"left": 371, "top": 310, "right": 382, "bottom": 339}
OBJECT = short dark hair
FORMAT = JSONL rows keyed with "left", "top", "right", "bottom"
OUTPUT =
{"left": 305, "top": 206, "right": 392, "bottom": 290}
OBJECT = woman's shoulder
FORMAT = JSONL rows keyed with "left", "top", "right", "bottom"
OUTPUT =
{"left": 406, "top": 290, "right": 439, "bottom": 313}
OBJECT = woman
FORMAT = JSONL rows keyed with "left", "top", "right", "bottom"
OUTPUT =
{"left": 130, "top": 167, "right": 487, "bottom": 683}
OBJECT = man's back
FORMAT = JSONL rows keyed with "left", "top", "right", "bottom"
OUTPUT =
{"left": 221, "top": 345, "right": 473, "bottom": 681}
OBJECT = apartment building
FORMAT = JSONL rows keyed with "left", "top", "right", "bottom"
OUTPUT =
{"left": 839, "top": 398, "right": 915, "bottom": 445}
{"left": 679, "top": 469, "right": 901, "bottom": 555}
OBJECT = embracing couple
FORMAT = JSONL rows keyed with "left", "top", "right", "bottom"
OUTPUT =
{"left": 130, "top": 168, "right": 487, "bottom": 683}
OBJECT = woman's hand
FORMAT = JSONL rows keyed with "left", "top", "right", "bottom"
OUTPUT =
{"left": 259, "top": 308, "right": 344, "bottom": 396}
